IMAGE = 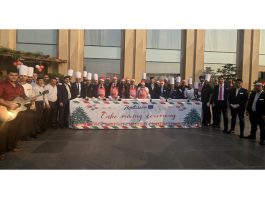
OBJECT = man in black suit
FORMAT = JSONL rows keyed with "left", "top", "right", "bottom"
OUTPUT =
{"left": 201, "top": 78, "right": 213, "bottom": 126}
{"left": 157, "top": 80, "right": 169, "bottom": 99}
{"left": 146, "top": 77, "right": 159, "bottom": 99}
{"left": 228, "top": 79, "right": 248, "bottom": 137}
{"left": 57, "top": 76, "right": 72, "bottom": 128}
{"left": 246, "top": 82, "right": 265, "bottom": 145}
{"left": 211, "top": 76, "right": 229, "bottom": 133}
{"left": 71, "top": 72, "right": 84, "bottom": 99}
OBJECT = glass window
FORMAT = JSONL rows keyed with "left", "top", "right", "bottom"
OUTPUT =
{"left": 146, "top": 29, "right": 182, "bottom": 78}
{"left": 84, "top": 30, "right": 122, "bottom": 76}
{"left": 16, "top": 29, "right": 58, "bottom": 57}
{"left": 259, "top": 29, "right": 265, "bottom": 66}
{"left": 204, "top": 29, "right": 237, "bottom": 71}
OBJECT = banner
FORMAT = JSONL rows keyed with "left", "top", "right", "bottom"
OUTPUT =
{"left": 69, "top": 98, "right": 202, "bottom": 129}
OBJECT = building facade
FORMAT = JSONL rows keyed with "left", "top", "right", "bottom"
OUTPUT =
{"left": 0, "top": 29, "right": 265, "bottom": 89}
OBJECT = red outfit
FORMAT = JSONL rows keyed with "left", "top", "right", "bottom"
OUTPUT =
{"left": 110, "top": 85, "right": 119, "bottom": 98}
{"left": 0, "top": 80, "right": 26, "bottom": 101}
{"left": 138, "top": 88, "right": 148, "bottom": 99}
{"left": 130, "top": 85, "right": 137, "bottom": 98}
{"left": 97, "top": 86, "right": 106, "bottom": 98}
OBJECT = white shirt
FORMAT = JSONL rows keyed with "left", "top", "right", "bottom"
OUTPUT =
{"left": 65, "top": 83, "right": 72, "bottom": 100}
{"left": 236, "top": 88, "right": 240, "bottom": 97}
{"left": 76, "top": 82, "right": 81, "bottom": 96}
{"left": 252, "top": 91, "right": 263, "bottom": 112}
{"left": 22, "top": 83, "right": 33, "bottom": 98}
{"left": 44, "top": 84, "right": 57, "bottom": 104}
{"left": 184, "top": 88, "right": 195, "bottom": 100}
{"left": 218, "top": 84, "right": 225, "bottom": 101}
{"left": 33, "top": 85, "right": 45, "bottom": 101}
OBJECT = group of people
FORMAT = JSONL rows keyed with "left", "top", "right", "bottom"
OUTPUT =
{"left": 199, "top": 75, "right": 265, "bottom": 147}
{"left": 0, "top": 65, "right": 265, "bottom": 161}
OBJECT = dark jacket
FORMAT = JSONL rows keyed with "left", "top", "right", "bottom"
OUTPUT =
{"left": 228, "top": 87, "right": 249, "bottom": 108}
{"left": 57, "top": 83, "right": 71, "bottom": 104}
{"left": 82, "top": 83, "right": 97, "bottom": 98}
{"left": 146, "top": 83, "right": 159, "bottom": 99}
{"left": 201, "top": 84, "right": 213, "bottom": 103}
{"left": 247, "top": 91, "right": 265, "bottom": 116}
{"left": 71, "top": 82, "right": 85, "bottom": 99}
{"left": 212, "top": 84, "right": 229, "bottom": 105}
{"left": 157, "top": 86, "right": 169, "bottom": 98}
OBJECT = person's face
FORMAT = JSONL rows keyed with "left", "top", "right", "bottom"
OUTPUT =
{"left": 27, "top": 76, "right": 33, "bottom": 83}
{"left": 55, "top": 77, "right": 59, "bottom": 83}
{"left": 76, "top": 78, "right": 81, "bottom": 83}
{"left": 131, "top": 81, "right": 135, "bottom": 85}
{"left": 181, "top": 80, "right": 186, "bottom": 86}
{"left": 44, "top": 75, "right": 49, "bottom": 82}
{"left": 218, "top": 78, "right": 224, "bottom": 84}
{"left": 126, "top": 80, "right": 130, "bottom": 84}
{"left": 100, "top": 80, "right": 104, "bottom": 85}
{"left": 235, "top": 81, "right": 242, "bottom": 88}
{"left": 255, "top": 85, "right": 263, "bottom": 92}
{"left": 64, "top": 78, "right": 70, "bottom": 84}
{"left": 141, "top": 84, "right": 145, "bottom": 88}
{"left": 87, "top": 80, "right": 91, "bottom": 85}
{"left": 204, "top": 80, "right": 209, "bottom": 85}
{"left": 37, "top": 79, "right": 44, "bottom": 86}
{"left": 121, "top": 80, "right": 125, "bottom": 84}
{"left": 8, "top": 72, "right": 19, "bottom": 83}
{"left": 113, "top": 79, "right": 117, "bottom": 84}
{"left": 19, "top": 75, "right": 28, "bottom": 82}
{"left": 33, "top": 73, "right": 38, "bottom": 80}
{"left": 51, "top": 79, "right": 57, "bottom": 86}
{"left": 188, "top": 84, "right": 192, "bottom": 89}
{"left": 151, "top": 79, "right": 155, "bottom": 84}
{"left": 200, "top": 78, "right": 205, "bottom": 83}
{"left": 160, "top": 82, "right": 164, "bottom": 87}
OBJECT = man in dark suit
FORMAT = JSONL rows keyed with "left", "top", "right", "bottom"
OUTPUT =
{"left": 201, "top": 77, "right": 213, "bottom": 126}
{"left": 57, "top": 76, "right": 72, "bottom": 128}
{"left": 157, "top": 80, "right": 169, "bottom": 99}
{"left": 228, "top": 79, "right": 248, "bottom": 137}
{"left": 146, "top": 77, "right": 159, "bottom": 99}
{"left": 211, "top": 76, "right": 229, "bottom": 133}
{"left": 246, "top": 82, "right": 265, "bottom": 145}
{"left": 71, "top": 72, "right": 84, "bottom": 99}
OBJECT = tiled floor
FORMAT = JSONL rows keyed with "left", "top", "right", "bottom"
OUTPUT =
{"left": 0, "top": 125, "right": 265, "bottom": 169}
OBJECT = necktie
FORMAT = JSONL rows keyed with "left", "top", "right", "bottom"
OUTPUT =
{"left": 77, "top": 83, "right": 79, "bottom": 93}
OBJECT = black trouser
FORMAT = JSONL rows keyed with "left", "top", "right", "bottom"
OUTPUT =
{"left": 19, "top": 110, "right": 36, "bottom": 139}
{"left": 0, "top": 122, "right": 7, "bottom": 154}
{"left": 35, "top": 101, "right": 44, "bottom": 133}
{"left": 202, "top": 102, "right": 211, "bottom": 125}
{"left": 44, "top": 101, "right": 58, "bottom": 129}
{"left": 58, "top": 101, "right": 69, "bottom": 128}
{"left": 249, "top": 111, "right": 265, "bottom": 141}
{"left": 214, "top": 101, "right": 228, "bottom": 130}
{"left": 230, "top": 107, "right": 245, "bottom": 135}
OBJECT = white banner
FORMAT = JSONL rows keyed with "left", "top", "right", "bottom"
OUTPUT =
{"left": 69, "top": 98, "right": 202, "bottom": 129}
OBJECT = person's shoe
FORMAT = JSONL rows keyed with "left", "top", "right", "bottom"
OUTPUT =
{"left": 229, "top": 129, "right": 235, "bottom": 133}
{"left": 239, "top": 134, "right": 244, "bottom": 138}
{"left": 259, "top": 140, "right": 265, "bottom": 145}
{"left": 223, "top": 129, "right": 229, "bottom": 134}
{"left": 12, "top": 148, "right": 23, "bottom": 152}
{"left": 245, "top": 135, "right": 256, "bottom": 140}
{"left": 0, "top": 154, "right": 5, "bottom": 161}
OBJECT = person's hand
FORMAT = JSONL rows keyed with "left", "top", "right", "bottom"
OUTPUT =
{"left": 212, "top": 102, "right": 215, "bottom": 107}
{"left": 234, "top": 104, "right": 240, "bottom": 108}
{"left": 46, "top": 103, "right": 51, "bottom": 109}
{"left": 59, "top": 102, "right": 63, "bottom": 107}
{"left": 230, "top": 104, "right": 235, "bottom": 108}
{"left": 9, "top": 103, "right": 19, "bottom": 110}
{"left": 206, "top": 102, "right": 210, "bottom": 107}
{"left": 246, "top": 111, "right": 249, "bottom": 116}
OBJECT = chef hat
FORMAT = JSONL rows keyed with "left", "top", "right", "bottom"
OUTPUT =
{"left": 93, "top": 73, "right": 98, "bottom": 80}
{"left": 194, "top": 82, "right": 199, "bottom": 89}
{"left": 142, "top": 73, "right": 146, "bottom": 80}
{"left": 76, "top": 71, "right": 82, "bottom": 78}
{"left": 87, "top": 73, "right": 92, "bottom": 80}
{"left": 68, "top": 69, "right": 74, "bottom": 77}
{"left": 19, "top": 65, "right": 28, "bottom": 76}
{"left": 176, "top": 76, "right": 181, "bottom": 83}
{"left": 27, "top": 67, "right": 34, "bottom": 77}
{"left": 99, "top": 76, "right": 105, "bottom": 82}
{"left": 205, "top": 74, "right": 211, "bottom": 81}
{"left": 255, "top": 82, "right": 263, "bottom": 86}
{"left": 131, "top": 79, "right": 135, "bottom": 82}
{"left": 188, "top": 78, "right": 193, "bottom": 85}
{"left": 121, "top": 78, "right": 125, "bottom": 82}
{"left": 83, "top": 71, "right": 88, "bottom": 78}
{"left": 170, "top": 77, "right": 175, "bottom": 85}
